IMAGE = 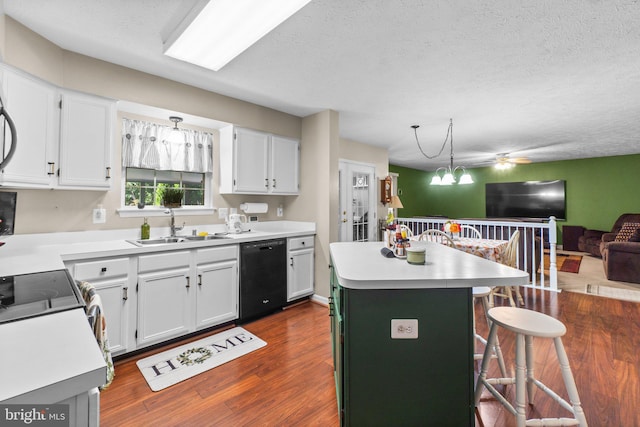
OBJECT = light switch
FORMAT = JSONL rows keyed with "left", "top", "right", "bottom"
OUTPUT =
{"left": 218, "top": 207, "right": 228, "bottom": 219}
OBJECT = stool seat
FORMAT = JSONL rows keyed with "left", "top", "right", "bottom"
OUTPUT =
{"left": 472, "top": 286, "right": 491, "bottom": 297}
{"left": 488, "top": 307, "right": 566, "bottom": 338}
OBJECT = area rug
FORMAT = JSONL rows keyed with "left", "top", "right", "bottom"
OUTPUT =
{"left": 541, "top": 253, "right": 583, "bottom": 274}
{"left": 136, "top": 327, "right": 266, "bottom": 391}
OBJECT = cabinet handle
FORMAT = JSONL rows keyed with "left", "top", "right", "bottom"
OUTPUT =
{"left": 265, "top": 178, "right": 269, "bottom": 188}
{"left": 47, "top": 162, "right": 55, "bottom": 175}
{"left": 123, "top": 287, "right": 128, "bottom": 301}
{"left": 273, "top": 178, "right": 276, "bottom": 188}
{"left": 105, "top": 166, "right": 111, "bottom": 179}
{"left": 186, "top": 276, "right": 190, "bottom": 288}
{"left": 198, "top": 274, "right": 202, "bottom": 286}
{"left": 290, "top": 257, "right": 294, "bottom": 266}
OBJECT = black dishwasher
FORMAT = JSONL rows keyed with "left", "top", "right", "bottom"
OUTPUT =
{"left": 239, "top": 239, "right": 287, "bottom": 322}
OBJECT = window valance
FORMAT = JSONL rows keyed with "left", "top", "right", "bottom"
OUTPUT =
{"left": 122, "top": 118, "right": 213, "bottom": 173}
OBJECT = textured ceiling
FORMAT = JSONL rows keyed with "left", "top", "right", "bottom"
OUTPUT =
{"left": 5, "top": 0, "right": 640, "bottom": 171}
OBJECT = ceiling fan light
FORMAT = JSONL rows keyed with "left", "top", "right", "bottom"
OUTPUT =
{"left": 495, "top": 162, "right": 513, "bottom": 170}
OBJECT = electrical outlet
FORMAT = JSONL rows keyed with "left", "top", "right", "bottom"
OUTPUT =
{"left": 391, "top": 319, "right": 418, "bottom": 339}
{"left": 218, "top": 207, "right": 228, "bottom": 219}
{"left": 92, "top": 208, "right": 106, "bottom": 224}
{"left": 277, "top": 205, "right": 284, "bottom": 217}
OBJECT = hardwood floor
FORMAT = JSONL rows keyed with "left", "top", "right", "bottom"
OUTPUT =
{"left": 101, "top": 290, "right": 640, "bottom": 427}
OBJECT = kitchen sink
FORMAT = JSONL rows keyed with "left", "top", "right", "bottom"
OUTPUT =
{"left": 127, "top": 234, "right": 229, "bottom": 247}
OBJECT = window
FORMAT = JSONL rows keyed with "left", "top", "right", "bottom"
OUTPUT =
{"left": 119, "top": 117, "right": 214, "bottom": 215}
{"left": 124, "top": 168, "right": 205, "bottom": 207}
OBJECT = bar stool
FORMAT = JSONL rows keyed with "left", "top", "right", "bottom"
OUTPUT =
{"left": 472, "top": 287, "right": 507, "bottom": 377}
{"left": 474, "top": 307, "right": 588, "bottom": 427}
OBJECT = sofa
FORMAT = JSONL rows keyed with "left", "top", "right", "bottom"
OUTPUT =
{"left": 579, "top": 213, "right": 640, "bottom": 284}
{"left": 578, "top": 213, "right": 640, "bottom": 257}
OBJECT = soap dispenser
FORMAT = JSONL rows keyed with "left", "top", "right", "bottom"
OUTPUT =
{"left": 141, "top": 217, "right": 150, "bottom": 240}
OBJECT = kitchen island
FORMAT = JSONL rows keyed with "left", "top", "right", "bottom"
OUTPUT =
{"left": 329, "top": 241, "right": 529, "bottom": 427}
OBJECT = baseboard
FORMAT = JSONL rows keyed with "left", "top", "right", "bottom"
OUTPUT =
{"left": 311, "top": 294, "right": 328, "bottom": 306}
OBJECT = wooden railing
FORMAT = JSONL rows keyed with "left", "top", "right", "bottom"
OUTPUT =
{"left": 396, "top": 216, "right": 558, "bottom": 291}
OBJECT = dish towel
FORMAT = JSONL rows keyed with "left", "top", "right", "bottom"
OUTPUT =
{"left": 77, "top": 280, "right": 115, "bottom": 390}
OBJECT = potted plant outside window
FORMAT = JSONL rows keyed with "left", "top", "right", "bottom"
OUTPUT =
{"left": 162, "top": 188, "right": 184, "bottom": 208}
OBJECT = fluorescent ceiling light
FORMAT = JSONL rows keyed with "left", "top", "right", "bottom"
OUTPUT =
{"left": 164, "top": 0, "right": 312, "bottom": 71}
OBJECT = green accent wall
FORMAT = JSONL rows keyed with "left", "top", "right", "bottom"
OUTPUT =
{"left": 390, "top": 154, "right": 640, "bottom": 234}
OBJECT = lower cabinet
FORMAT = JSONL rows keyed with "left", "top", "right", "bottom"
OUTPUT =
{"left": 66, "top": 238, "right": 307, "bottom": 356}
{"left": 67, "top": 257, "right": 135, "bottom": 356}
{"left": 330, "top": 264, "right": 475, "bottom": 426}
{"left": 195, "top": 246, "right": 239, "bottom": 329}
{"left": 136, "top": 246, "right": 240, "bottom": 349}
{"left": 287, "top": 235, "right": 315, "bottom": 301}
{"left": 137, "top": 250, "right": 192, "bottom": 347}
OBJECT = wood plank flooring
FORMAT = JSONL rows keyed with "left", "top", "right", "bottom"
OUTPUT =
{"left": 101, "top": 289, "right": 640, "bottom": 427}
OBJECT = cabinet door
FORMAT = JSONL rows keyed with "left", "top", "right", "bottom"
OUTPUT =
{"left": 287, "top": 247, "right": 314, "bottom": 301}
{"left": 233, "top": 127, "right": 269, "bottom": 193}
{"left": 58, "top": 90, "right": 115, "bottom": 189}
{"left": 196, "top": 260, "right": 238, "bottom": 329}
{"left": 0, "top": 66, "right": 58, "bottom": 187}
{"left": 270, "top": 135, "right": 299, "bottom": 194}
{"left": 137, "top": 267, "right": 191, "bottom": 346}
{"left": 93, "top": 278, "right": 129, "bottom": 354}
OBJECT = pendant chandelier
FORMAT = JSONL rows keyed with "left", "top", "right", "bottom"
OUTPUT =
{"left": 412, "top": 119, "right": 473, "bottom": 185}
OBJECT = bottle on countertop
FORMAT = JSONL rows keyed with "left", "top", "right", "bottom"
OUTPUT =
{"left": 141, "top": 217, "right": 150, "bottom": 240}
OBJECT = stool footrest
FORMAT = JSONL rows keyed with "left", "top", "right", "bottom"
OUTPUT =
{"left": 531, "top": 378, "right": 578, "bottom": 415}
{"left": 525, "top": 418, "right": 580, "bottom": 426}
{"left": 478, "top": 378, "right": 517, "bottom": 416}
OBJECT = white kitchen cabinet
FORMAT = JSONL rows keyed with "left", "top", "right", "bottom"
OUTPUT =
{"left": 271, "top": 135, "right": 300, "bottom": 194}
{"left": 195, "top": 246, "right": 239, "bottom": 329}
{"left": 0, "top": 64, "right": 115, "bottom": 190}
{"left": 287, "top": 236, "right": 315, "bottom": 301}
{"left": 0, "top": 64, "right": 58, "bottom": 187}
{"left": 137, "top": 251, "right": 192, "bottom": 347}
{"left": 67, "top": 257, "right": 135, "bottom": 356}
{"left": 219, "top": 126, "right": 300, "bottom": 195}
{"left": 58, "top": 89, "right": 115, "bottom": 189}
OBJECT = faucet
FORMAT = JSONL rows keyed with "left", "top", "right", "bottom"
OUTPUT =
{"left": 165, "top": 209, "right": 185, "bottom": 237}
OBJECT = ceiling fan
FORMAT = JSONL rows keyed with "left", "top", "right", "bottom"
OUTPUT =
{"left": 493, "top": 153, "right": 531, "bottom": 169}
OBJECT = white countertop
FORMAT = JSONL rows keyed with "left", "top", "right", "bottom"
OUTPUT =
{"left": 330, "top": 241, "right": 529, "bottom": 289}
{"left": 0, "top": 221, "right": 316, "bottom": 276}
{"left": 0, "top": 308, "right": 106, "bottom": 403}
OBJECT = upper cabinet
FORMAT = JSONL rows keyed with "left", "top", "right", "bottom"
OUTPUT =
{"left": 58, "top": 90, "right": 115, "bottom": 189}
{"left": 0, "top": 65, "right": 115, "bottom": 190}
{"left": 219, "top": 126, "right": 300, "bottom": 195}
{"left": 0, "top": 65, "right": 58, "bottom": 187}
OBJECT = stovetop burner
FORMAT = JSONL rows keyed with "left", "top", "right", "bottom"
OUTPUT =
{"left": 0, "top": 269, "right": 84, "bottom": 324}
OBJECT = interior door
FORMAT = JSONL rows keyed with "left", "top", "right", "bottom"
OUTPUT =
{"left": 339, "top": 160, "right": 376, "bottom": 242}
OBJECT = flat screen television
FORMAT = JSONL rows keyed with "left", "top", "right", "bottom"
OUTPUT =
{"left": 485, "top": 180, "right": 566, "bottom": 220}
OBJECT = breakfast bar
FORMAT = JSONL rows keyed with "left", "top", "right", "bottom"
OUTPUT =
{"left": 329, "top": 241, "right": 529, "bottom": 426}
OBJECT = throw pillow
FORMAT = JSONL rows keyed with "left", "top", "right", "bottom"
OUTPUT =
{"left": 615, "top": 222, "right": 640, "bottom": 242}
{"left": 629, "top": 228, "right": 640, "bottom": 243}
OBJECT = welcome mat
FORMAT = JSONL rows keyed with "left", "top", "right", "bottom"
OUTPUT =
{"left": 541, "top": 253, "right": 583, "bottom": 274}
{"left": 136, "top": 327, "right": 266, "bottom": 391}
